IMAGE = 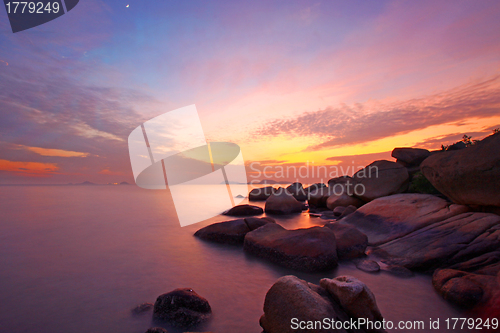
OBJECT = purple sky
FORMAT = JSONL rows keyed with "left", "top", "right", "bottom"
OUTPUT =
{"left": 0, "top": 0, "right": 499, "bottom": 183}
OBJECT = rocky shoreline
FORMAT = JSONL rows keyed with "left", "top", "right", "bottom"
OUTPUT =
{"left": 139, "top": 132, "right": 500, "bottom": 332}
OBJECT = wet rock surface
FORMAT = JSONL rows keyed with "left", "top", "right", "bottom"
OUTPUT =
{"left": 153, "top": 288, "right": 211, "bottom": 328}
{"left": 244, "top": 224, "right": 338, "bottom": 272}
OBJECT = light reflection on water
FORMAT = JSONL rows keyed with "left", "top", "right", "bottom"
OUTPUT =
{"left": 0, "top": 186, "right": 474, "bottom": 333}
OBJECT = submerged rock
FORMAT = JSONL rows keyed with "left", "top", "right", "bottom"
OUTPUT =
{"left": 145, "top": 328, "right": 168, "bottom": 333}
{"left": 356, "top": 259, "right": 380, "bottom": 273}
{"left": 132, "top": 302, "right": 153, "bottom": 314}
{"left": 222, "top": 204, "right": 263, "bottom": 216}
{"left": 244, "top": 224, "right": 338, "bottom": 272}
{"left": 421, "top": 132, "right": 500, "bottom": 207}
{"left": 265, "top": 188, "right": 303, "bottom": 215}
{"left": 381, "top": 264, "right": 414, "bottom": 278}
{"left": 153, "top": 288, "right": 211, "bottom": 328}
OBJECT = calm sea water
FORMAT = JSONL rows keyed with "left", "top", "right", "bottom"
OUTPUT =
{"left": 0, "top": 186, "right": 474, "bottom": 333}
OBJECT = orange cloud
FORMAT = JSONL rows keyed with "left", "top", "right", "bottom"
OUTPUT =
{"left": 98, "top": 168, "right": 124, "bottom": 176}
{"left": 0, "top": 159, "right": 59, "bottom": 176}
{"left": 14, "top": 144, "right": 92, "bottom": 157}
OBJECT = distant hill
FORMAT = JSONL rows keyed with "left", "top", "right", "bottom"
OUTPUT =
{"left": 119, "top": 181, "right": 130, "bottom": 185}
{"left": 75, "top": 181, "right": 97, "bottom": 186}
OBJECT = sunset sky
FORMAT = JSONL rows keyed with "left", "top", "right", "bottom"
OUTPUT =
{"left": 1, "top": 0, "right": 499, "bottom": 184}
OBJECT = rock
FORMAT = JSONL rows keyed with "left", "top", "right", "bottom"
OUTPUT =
{"left": 324, "top": 223, "right": 368, "bottom": 259}
{"left": 338, "top": 205, "right": 357, "bottom": 220}
{"left": 326, "top": 193, "right": 364, "bottom": 210}
{"left": 222, "top": 204, "right": 263, "bottom": 216}
{"left": 320, "top": 276, "right": 384, "bottom": 326}
{"left": 421, "top": 132, "right": 500, "bottom": 207}
{"left": 132, "top": 302, "right": 153, "bottom": 314}
{"left": 244, "top": 216, "right": 275, "bottom": 230}
{"left": 249, "top": 186, "right": 275, "bottom": 201}
{"left": 342, "top": 193, "right": 469, "bottom": 246}
{"left": 381, "top": 264, "right": 414, "bottom": 278}
{"left": 356, "top": 260, "right": 380, "bottom": 273}
{"left": 304, "top": 183, "right": 327, "bottom": 195}
{"left": 432, "top": 269, "right": 489, "bottom": 307}
{"left": 145, "top": 328, "right": 169, "bottom": 333}
{"left": 333, "top": 206, "right": 346, "bottom": 216}
{"left": 286, "top": 182, "right": 307, "bottom": 201}
{"left": 153, "top": 288, "right": 211, "bottom": 327}
{"left": 194, "top": 218, "right": 274, "bottom": 244}
{"left": 327, "top": 176, "right": 355, "bottom": 189}
{"left": 405, "top": 165, "right": 421, "bottom": 176}
{"left": 449, "top": 251, "right": 500, "bottom": 275}
{"left": 308, "top": 187, "right": 330, "bottom": 207}
{"left": 447, "top": 141, "right": 466, "bottom": 150}
{"left": 265, "top": 188, "right": 303, "bottom": 215}
{"left": 320, "top": 211, "right": 336, "bottom": 220}
{"left": 260, "top": 275, "right": 351, "bottom": 333}
{"left": 353, "top": 160, "right": 409, "bottom": 201}
{"left": 392, "top": 148, "right": 430, "bottom": 166}
{"left": 244, "top": 224, "right": 338, "bottom": 272}
{"left": 372, "top": 212, "right": 500, "bottom": 270}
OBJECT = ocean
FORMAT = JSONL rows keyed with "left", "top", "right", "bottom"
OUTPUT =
{"left": 0, "top": 185, "right": 472, "bottom": 332}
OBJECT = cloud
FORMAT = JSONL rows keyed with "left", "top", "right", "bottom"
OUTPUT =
{"left": 254, "top": 76, "right": 500, "bottom": 150}
{"left": 9, "top": 144, "right": 92, "bottom": 157}
{"left": 0, "top": 159, "right": 59, "bottom": 176}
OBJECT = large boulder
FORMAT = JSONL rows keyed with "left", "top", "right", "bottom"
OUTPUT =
{"left": 265, "top": 188, "right": 303, "bottom": 215}
{"left": 304, "top": 183, "right": 327, "bottom": 195}
{"left": 194, "top": 217, "right": 274, "bottom": 244}
{"left": 353, "top": 160, "right": 409, "bottom": 201}
{"left": 323, "top": 223, "right": 368, "bottom": 259}
{"left": 260, "top": 275, "right": 351, "bottom": 333}
{"left": 326, "top": 193, "right": 364, "bottom": 210}
{"left": 449, "top": 251, "right": 500, "bottom": 275}
{"left": 391, "top": 147, "right": 430, "bottom": 166}
{"left": 421, "top": 132, "right": 500, "bottom": 207}
{"left": 432, "top": 269, "right": 498, "bottom": 308}
{"left": 286, "top": 182, "right": 307, "bottom": 201}
{"left": 320, "top": 276, "right": 384, "bottom": 328}
{"left": 372, "top": 212, "right": 500, "bottom": 270}
{"left": 222, "top": 204, "right": 263, "bottom": 216}
{"left": 244, "top": 224, "right": 338, "bottom": 272}
{"left": 341, "top": 194, "right": 469, "bottom": 246}
{"left": 153, "top": 288, "right": 211, "bottom": 327}
{"left": 249, "top": 186, "right": 275, "bottom": 201}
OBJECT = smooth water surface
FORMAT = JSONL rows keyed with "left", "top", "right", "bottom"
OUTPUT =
{"left": 0, "top": 186, "right": 474, "bottom": 332}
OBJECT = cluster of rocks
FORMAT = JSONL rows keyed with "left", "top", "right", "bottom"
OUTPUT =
{"left": 137, "top": 276, "right": 385, "bottom": 333}
{"left": 189, "top": 131, "right": 500, "bottom": 328}
{"left": 195, "top": 214, "right": 368, "bottom": 271}
{"left": 260, "top": 275, "right": 385, "bottom": 333}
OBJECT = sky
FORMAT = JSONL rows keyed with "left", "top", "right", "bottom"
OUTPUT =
{"left": 0, "top": 0, "right": 499, "bottom": 184}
